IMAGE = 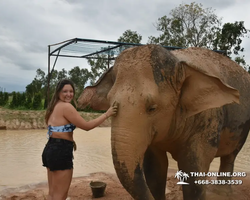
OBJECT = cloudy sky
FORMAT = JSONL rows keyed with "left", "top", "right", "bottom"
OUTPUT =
{"left": 0, "top": 0, "right": 249, "bottom": 92}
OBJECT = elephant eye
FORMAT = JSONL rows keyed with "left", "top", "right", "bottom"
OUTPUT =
{"left": 147, "top": 104, "right": 158, "bottom": 113}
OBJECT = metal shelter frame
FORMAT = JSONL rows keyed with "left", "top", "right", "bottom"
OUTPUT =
{"left": 47, "top": 38, "right": 183, "bottom": 103}
{"left": 47, "top": 37, "right": 225, "bottom": 103}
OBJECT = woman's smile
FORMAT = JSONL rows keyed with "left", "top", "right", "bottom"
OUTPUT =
{"left": 59, "top": 84, "right": 74, "bottom": 102}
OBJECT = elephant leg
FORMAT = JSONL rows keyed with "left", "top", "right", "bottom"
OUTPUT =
{"left": 217, "top": 133, "right": 248, "bottom": 195}
{"left": 177, "top": 139, "right": 218, "bottom": 200}
{"left": 143, "top": 146, "right": 168, "bottom": 200}
{"left": 213, "top": 153, "right": 236, "bottom": 195}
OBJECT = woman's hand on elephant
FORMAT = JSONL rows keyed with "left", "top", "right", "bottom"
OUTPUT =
{"left": 105, "top": 105, "right": 118, "bottom": 118}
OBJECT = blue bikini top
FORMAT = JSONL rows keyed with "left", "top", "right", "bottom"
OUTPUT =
{"left": 47, "top": 124, "right": 76, "bottom": 138}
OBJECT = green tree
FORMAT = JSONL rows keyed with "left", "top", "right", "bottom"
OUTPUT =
{"left": 10, "top": 92, "right": 17, "bottom": 108}
{"left": 213, "top": 21, "right": 249, "bottom": 66}
{"left": 87, "top": 29, "right": 143, "bottom": 85}
{"left": 43, "top": 68, "right": 59, "bottom": 108}
{"left": 68, "top": 66, "right": 91, "bottom": 98}
{"left": 26, "top": 68, "right": 46, "bottom": 98}
{"left": 148, "top": 2, "right": 221, "bottom": 48}
{"left": 25, "top": 94, "right": 32, "bottom": 109}
{"left": 148, "top": 2, "right": 249, "bottom": 65}
{"left": 48, "top": 69, "right": 59, "bottom": 91}
{"left": 20, "top": 93, "right": 26, "bottom": 107}
{"left": 118, "top": 29, "right": 142, "bottom": 44}
{"left": 32, "top": 93, "right": 42, "bottom": 110}
{"left": 117, "top": 29, "right": 143, "bottom": 55}
{"left": 3, "top": 92, "right": 9, "bottom": 106}
{"left": 16, "top": 92, "right": 23, "bottom": 107}
{"left": 26, "top": 83, "right": 35, "bottom": 98}
{"left": 87, "top": 55, "right": 113, "bottom": 85}
{"left": 57, "top": 68, "right": 68, "bottom": 81}
{"left": 9, "top": 92, "right": 25, "bottom": 108}
{"left": 0, "top": 92, "right": 3, "bottom": 106}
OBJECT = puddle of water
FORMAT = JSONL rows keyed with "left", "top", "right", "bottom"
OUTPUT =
{"left": 0, "top": 128, "right": 115, "bottom": 193}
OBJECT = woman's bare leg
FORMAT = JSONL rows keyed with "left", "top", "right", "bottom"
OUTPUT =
{"left": 50, "top": 169, "right": 73, "bottom": 200}
{"left": 47, "top": 168, "right": 53, "bottom": 200}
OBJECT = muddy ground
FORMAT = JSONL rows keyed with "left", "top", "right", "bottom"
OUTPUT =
{"left": 1, "top": 171, "right": 250, "bottom": 200}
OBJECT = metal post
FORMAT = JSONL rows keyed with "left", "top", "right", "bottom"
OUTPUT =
{"left": 47, "top": 45, "right": 51, "bottom": 106}
{"left": 108, "top": 54, "right": 110, "bottom": 69}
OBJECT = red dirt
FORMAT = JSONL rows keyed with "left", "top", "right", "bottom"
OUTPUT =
{"left": 1, "top": 170, "right": 250, "bottom": 200}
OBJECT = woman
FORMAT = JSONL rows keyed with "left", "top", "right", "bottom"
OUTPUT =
{"left": 42, "top": 79, "right": 118, "bottom": 200}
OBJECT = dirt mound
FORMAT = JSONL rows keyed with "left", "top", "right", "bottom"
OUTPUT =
{"left": 0, "top": 107, "right": 111, "bottom": 129}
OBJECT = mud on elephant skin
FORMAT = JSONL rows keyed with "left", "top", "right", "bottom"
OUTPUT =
{"left": 78, "top": 45, "right": 250, "bottom": 200}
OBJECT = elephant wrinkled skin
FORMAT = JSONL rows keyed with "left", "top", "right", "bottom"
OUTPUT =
{"left": 78, "top": 45, "right": 250, "bottom": 200}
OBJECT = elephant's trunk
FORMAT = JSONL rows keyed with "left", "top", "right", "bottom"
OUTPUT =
{"left": 111, "top": 126, "right": 154, "bottom": 200}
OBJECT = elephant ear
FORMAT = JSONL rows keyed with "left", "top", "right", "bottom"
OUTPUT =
{"left": 77, "top": 67, "right": 114, "bottom": 110}
{"left": 177, "top": 61, "right": 240, "bottom": 118}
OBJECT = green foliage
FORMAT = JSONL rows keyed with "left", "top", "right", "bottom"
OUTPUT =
{"left": 9, "top": 92, "right": 21, "bottom": 109}
{"left": 10, "top": 92, "right": 17, "bottom": 108}
{"left": 0, "top": 92, "right": 3, "bottom": 106}
{"left": 0, "top": 92, "right": 9, "bottom": 106}
{"left": 43, "top": 97, "right": 48, "bottom": 109}
{"left": 235, "top": 56, "right": 249, "bottom": 70}
{"left": 87, "top": 55, "right": 113, "bottom": 85}
{"left": 5, "top": 92, "right": 44, "bottom": 110}
{"left": 148, "top": 2, "right": 221, "bottom": 48}
{"left": 32, "top": 93, "right": 42, "bottom": 110}
{"left": 26, "top": 68, "right": 46, "bottom": 98}
{"left": 4, "top": 92, "right": 9, "bottom": 105}
{"left": 16, "top": 92, "right": 25, "bottom": 107}
{"left": 57, "top": 68, "right": 68, "bottom": 80}
{"left": 25, "top": 94, "right": 32, "bottom": 109}
{"left": 87, "top": 29, "right": 143, "bottom": 85}
{"left": 118, "top": 30, "right": 142, "bottom": 44}
{"left": 25, "top": 66, "right": 93, "bottom": 108}
{"left": 213, "top": 21, "right": 249, "bottom": 57}
{"left": 148, "top": 2, "right": 249, "bottom": 67}
{"left": 68, "top": 66, "right": 91, "bottom": 98}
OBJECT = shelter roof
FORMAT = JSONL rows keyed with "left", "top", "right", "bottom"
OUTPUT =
{"left": 48, "top": 38, "right": 182, "bottom": 60}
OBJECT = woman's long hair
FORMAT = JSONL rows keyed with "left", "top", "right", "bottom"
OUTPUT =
{"left": 45, "top": 79, "right": 76, "bottom": 125}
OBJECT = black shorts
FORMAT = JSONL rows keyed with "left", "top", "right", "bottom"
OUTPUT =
{"left": 42, "top": 137, "right": 74, "bottom": 171}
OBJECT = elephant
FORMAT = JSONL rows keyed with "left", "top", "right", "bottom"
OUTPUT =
{"left": 77, "top": 44, "right": 250, "bottom": 200}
